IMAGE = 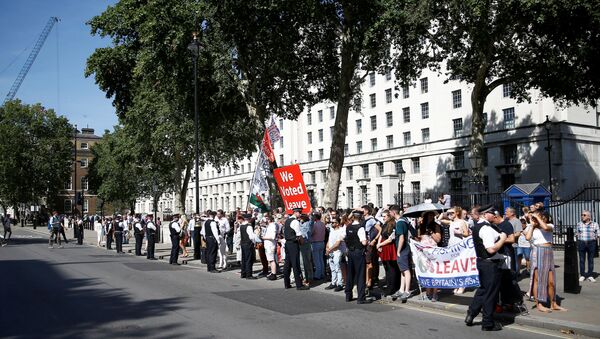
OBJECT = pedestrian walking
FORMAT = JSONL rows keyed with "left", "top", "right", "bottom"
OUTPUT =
{"left": 48, "top": 211, "right": 62, "bottom": 248}
{"left": 169, "top": 214, "right": 182, "bottom": 265}
{"left": 146, "top": 214, "right": 157, "bottom": 260}
{"left": 2, "top": 214, "right": 12, "bottom": 246}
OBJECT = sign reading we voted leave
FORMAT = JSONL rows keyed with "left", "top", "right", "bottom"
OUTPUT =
{"left": 273, "top": 164, "right": 312, "bottom": 214}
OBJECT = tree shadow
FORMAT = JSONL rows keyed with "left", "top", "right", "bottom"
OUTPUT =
{"left": 0, "top": 260, "right": 186, "bottom": 338}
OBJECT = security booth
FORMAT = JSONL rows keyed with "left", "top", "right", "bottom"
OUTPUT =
{"left": 502, "top": 183, "right": 551, "bottom": 213}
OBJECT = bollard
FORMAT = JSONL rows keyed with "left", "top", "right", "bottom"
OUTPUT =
{"left": 564, "top": 227, "right": 580, "bottom": 294}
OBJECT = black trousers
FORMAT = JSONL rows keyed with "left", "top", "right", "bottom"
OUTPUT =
{"left": 76, "top": 227, "right": 84, "bottom": 245}
{"left": 382, "top": 260, "right": 401, "bottom": 295}
{"left": 469, "top": 259, "right": 502, "bottom": 328}
{"left": 170, "top": 234, "right": 180, "bottom": 264}
{"left": 115, "top": 232, "right": 123, "bottom": 252}
{"left": 135, "top": 233, "right": 144, "bottom": 255}
{"left": 60, "top": 227, "right": 68, "bottom": 243}
{"left": 193, "top": 228, "right": 202, "bottom": 260}
{"left": 106, "top": 232, "right": 113, "bottom": 249}
{"left": 206, "top": 236, "right": 218, "bottom": 271}
{"left": 283, "top": 241, "right": 303, "bottom": 288}
{"left": 346, "top": 249, "right": 366, "bottom": 301}
{"left": 146, "top": 234, "right": 156, "bottom": 259}
{"left": 240, "top": 242, "right": 254, "bottom": 278}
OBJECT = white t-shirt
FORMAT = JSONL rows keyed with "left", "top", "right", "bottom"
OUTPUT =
{"left": 448, "top": 220, "right": 466, "bottom": 246}
{"left": 531, "top": 223, "right": 554, "bottom": 245}
{"left": 263, "top": 222, "right": 277, "bottom": 248}
{"left": 518, "top": 223, "right": 532, "bottom": 248}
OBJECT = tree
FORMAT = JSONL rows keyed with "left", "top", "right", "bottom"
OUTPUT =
{"left": 389, "top": 0, "right": 600, "bottom": 183}
{"left": 0, "top": 100, "right": 73, "bottom": 215}
{"left": 86, "top": 0, "right": 262, "bottom": 213}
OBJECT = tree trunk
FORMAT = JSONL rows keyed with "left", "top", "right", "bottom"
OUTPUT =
{"left": 179, "top": 162, "right": 192, "bottom": 214}
{"left": 129, "top": 200, "right": 135, "bottom": 215}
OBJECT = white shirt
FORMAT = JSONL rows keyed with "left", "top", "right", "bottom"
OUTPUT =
{"left": 289, "top": 216, "right": 301, "bottom": 235}
{"left": 218, "top": 217, "right": 230, "bottom": 236}
{"left": 263, "top": 222, "right": 278, "bottom": 248}
{"left": 146, "top": 221, "right": 156, "bottom": 230}
{"left": 170, "top": 221, "right": 181, "bottom": 233}
{"left": 448, "top": 220, "right": 467, "bottom": 246}
{"left": 243, "top": 222, "right": 257, "bottom": 243}
{"left": 531, "top": 223, "right": 554, "bottom": 245}
{"left": 134, "top": 222, "right": 143, "bottom": 232}
{"left": 479, "top": 223, "right": 501, "bottom": 250}
{"left": 201, "top": 218, "right": 220, "bottom": 244}
{"left": 327, "top": 227, "right": 345, "bottom": 253}
{"left": 518, "top": 223, "right": 532, "bottom": 248}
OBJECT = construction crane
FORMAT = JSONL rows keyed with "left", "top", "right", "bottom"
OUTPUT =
{"left": 4, "top": 17, "right": 59, "bottom": 103}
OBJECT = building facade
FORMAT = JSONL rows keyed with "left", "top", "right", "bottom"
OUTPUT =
{"left": 57, "top": 127, "right": 101, "bottom": 216}
{"left": 139, "top": 68, "right": 600, "bottom": 214}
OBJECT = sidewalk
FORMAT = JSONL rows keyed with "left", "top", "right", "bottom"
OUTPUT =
{"left": 26, "top": 225, "right": 600, "bottom": 337}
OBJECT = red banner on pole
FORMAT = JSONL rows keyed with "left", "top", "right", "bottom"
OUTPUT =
{"left": 273, "top": 164, "right": 311, "bottom": 214}
{"left": 261, "top": 129, "right": 275, "bottom": 163}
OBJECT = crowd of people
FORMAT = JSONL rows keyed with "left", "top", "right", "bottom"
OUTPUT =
{"left": 39, "top": 197, "right": 598, "bottom": 331}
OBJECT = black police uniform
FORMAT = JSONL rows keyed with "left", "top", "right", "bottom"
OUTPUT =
{"left": 283, "top": 216, "right": 304, "bottom": 288}
{"left": 134, "top": 221, "right": 144, "bottom": 256}
{"left": 106, "top": 221, "right": 114, "bottom": 249}
{"left": 240, "top": 222, "right": 255, "bottom": 278}
{"left": 193, "top": 219, "right": 202, "bottom": 260}
{"left": 345, "top": 222, "right": 367, "bottom": 303}
{"left": 467, "top": 221, "right": 503, "bottom": 330}
{"left": 76, "top": 221, "right": 84, "bottom": 245}
{"left": 115, "top": 221, "right": 124, "bottom": 253}
{"left": 146, "top": 221, "right": 156, "bottom": 259}
{"left": 205, "top": 219, "right": 220, "bottom": 271}
{"left": 169, "top": 221, "right": 181, "bottom": 264}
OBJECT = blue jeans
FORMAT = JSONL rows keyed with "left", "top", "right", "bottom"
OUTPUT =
{"left": 578, "top": 240, "right": 597, "bottom": 278}
{"left": 328, "top": 251, "right": 343, "bottom": 286}
{"left": 311, "top": 241, "right": 325, "bottom": 279}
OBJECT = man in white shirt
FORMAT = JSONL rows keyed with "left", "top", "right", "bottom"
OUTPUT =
{"left": 239, "top": 213, "right": 259, "bottom": 279}
{"left": 201, "top": 211, "right": 221, "bottom": 272}
{"left": 169, "top": 214, "right": 182, "bottom": 265}
{"left": 133, "top": 215, "right": 144, "bottom": 256}
{"left": 283, "top": 208, "right": 309, "bottom": 290}
{"left": 146, "top": 214, "right": 157, "bottom": 260}
{"left": 217, "top": 209, "right": 230, "bottom": 270}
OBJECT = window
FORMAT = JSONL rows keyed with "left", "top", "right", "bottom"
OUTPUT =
{"left": 356, "top": 119, "right": 362, "bottom": 134}
{"left": 64, "top": 180, "right": 72, "bottom": 190}
{"left": 503, "top": 83, "right": 512, "bottom": 98}
{"left": 453, "top": 151, "right": 465, "bottom": 169}
{"left": 83, "top": 199, "right": 89, "bottom": 213}
{"left": 377, "top": 162, "right": 384, "bottom": 176}
{"left": 420, "top": 77, "right": 428, "bottom": 93}
{"left": 483, "top": 112, "right": 488, "bottom": 127}
{"left": 80, "top": 142, "right": 88, "bottom": 150}
{"left": 376, "top": 184, "right": 383, "bottom": 207}
{"left": 279, "top": 119, "right": 283, "bottom": 130}
{"left": 318, "top": 110, "right": 323, "bottom": 122}
{"left": 386, "top": 135, "right": 394, "bottom": 149}
{"left": 411, "top": 181, "right": 421, "bottom": 196}
{"left": 81, "top": 177, "right": 88, "bottom": 191}
{"left": 370, "top": 115, "right": 377, "bottom": 130}
{"left": 344, "top": 144, "right": 349, "bottom": 156}
{"left": 347, "top": 167, "right": 354, "bottom": 180}
{"left": 80, "top": 158, "right": 88, "bottom": 168}
{"left": 308, "top": 151, "right": 313, "bottom": 161}
{"left": 403, "top": 131, "right": 411, "bottom": 146}
{"left": 356, "top": 141, "right": 363, "bottom": 154}
{"left": 330, "top": 126, "right": 334, "bottom": 139}
{"left": 385, "top": 88, "right": 392, "bottom": 103}
{"left": 370, "top": 93, "right": 376, "bottom": 108}
{"left": 386, "top": 111, "right": 393, "bottom": 127}
{"left": 453, "top": 118, "right": 463, "bottom": 137}
{"left": 371, "top": 138, "right": 378, "bottom": 151}
{"left": 451, "top": 178, "right": 463, "bottom": 192}
{"left": 503, "top": 144, "right": 518, "bottom": 164}
{"left": 307, "top": 113, "right": 312, "bottom": 125}
{"left": 307, "top": 132, "right": 312, "bottom": 144}
{"left": 403, "top": 107, "right": 410, "bottom": 123}
{"left": 64, "top": 199, "right": 72, "bottom": 213}
{"left": 483, "top": 148, "right": 489, "bottom": 167}
{"left": 422, "top": 128, "right": 430, "bottom": 143}
{"left": 310, "top": 172, "right": 316, "bottom": 184}
{"left": 347, "top": 187, "right": 354, "bottom": 208}
{"left": 362, "top": 164, "right": 369, "bottom": 179}
{"left": 412, "top": 157, "right": 420, "bottom": 174}
{"left": 329, "top": 106, "right": 335, "bottom": 119}
{"left": 503, "top": 107, "right": 515, "bottom": 129}
{"left": 279, "top": 154, "right": 284, "bottom": 165}
{"left": 402, "top": 85, "right": 409, "bottom": 99}
{"left": 385, "top": 69, "right": 392, "bottom": 81}
{"left": 280, "top": 136, "right": 283, "bottom": 148}
{"left": 421, "top": 102, "right": 429, "bottom": 119}
{"left": 360, "top": 186, "right": 368, "bottom": 205}
{"left": 395, "top": 161, "right": 403, "bottom": 175}
{"left": 318, "top": 148, "right": 324, "bottom": 160}
{"left": 452, "top": 90, "right": 462, "bottom": 108}
{"left": 318, "top": 129, "right": 323, "bottom": 142}
{"left": 369, "top": 72, "right": 376, "bottom": 86}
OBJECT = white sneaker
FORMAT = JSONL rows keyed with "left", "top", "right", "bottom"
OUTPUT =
{"left": 579, "top": 276, "right": 586, "bottom": 282}
{"left": 588, "top": 276, "right": 596, "bottom": 283}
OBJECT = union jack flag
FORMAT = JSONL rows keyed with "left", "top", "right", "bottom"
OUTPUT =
{"left": 267, "top": 115, "right": 281, "bottom": 143}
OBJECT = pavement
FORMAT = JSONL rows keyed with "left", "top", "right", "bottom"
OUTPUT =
{"left": 10, "top": 224, "right": 600, "bottom": 338}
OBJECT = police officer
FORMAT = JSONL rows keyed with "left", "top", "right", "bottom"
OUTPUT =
{"left": 202, "top": 210, "right": 220, "bottom": 272}
{"left": 134, "top": 215, "right": 144, "bottom": 256}
{"left": 105, "top": 217, "right": 114, "bottom": 250}
{"left": 169, "top": 214, "right": 182, "bottom": 265}
{"left": 283, "top": 208, "right": 310, "bottom": 290}
{"left": 114, "top": 215, "right": 125, "bottom": 253}
{"left": 239, "top": 213, "right": 258, "bottom": 279}
{"left": 146, "top": 214, "right": 157, "bottom": 260}
{"left": 191, "top": 213, "right": 202, "bottom": 260}
{"left": 465, "top": 205, "right": 507, "bottom": 331}
{"left": 345, "top": 210, "right": 370, "bottom": 304}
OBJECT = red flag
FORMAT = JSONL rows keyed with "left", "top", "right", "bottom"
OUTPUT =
{"left": 261, "top": 130, "right": 276, "bottom": 163}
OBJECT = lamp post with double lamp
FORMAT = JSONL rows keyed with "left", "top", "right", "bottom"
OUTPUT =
{"left": 152, "top": 179, "right": 160, "bottom": 243}
{"left": 396, "top": 165, "right": 406, "bottom": 207}
{"left": 469, "top": 151, "right": 483, "bottom": 205}
{"left": 544, "top": 115, "right": 553, "bottom": 199}
{"left": 188, "top": 33, "right": 201, "bottom": 216}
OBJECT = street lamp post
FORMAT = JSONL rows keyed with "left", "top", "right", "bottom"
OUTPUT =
{"left": 73, "top": 124, "right": 78, "bottom": 218}
{"left": 544, "top": 115, "right": 553, "bottom": 199}
{"left": 152, "top": 179, "right": 160, "bottom": 243}
{"left": 396, "top": 164, "right": 406, "bottom": 207}
{"left": 188, "top": 33, "right": 201, "bottom": 215}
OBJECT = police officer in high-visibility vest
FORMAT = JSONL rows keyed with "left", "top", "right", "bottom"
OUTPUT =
{"left": 465, "top": 205, "right": 507, "bottom": 331}
{"left": 345, "top": 210, "right": 371, "bottom": 304}
{"left": 146, "top": 214, "right": 157, "bottom": 260}
{"left": 283, "top": 208, "right": 310, "bottom": 290}
{"left": 134, "top": 215, "right": 144, "bottom": 256}
{"left": 114, "top": 215, "right": 125, "bottom": 253}
{"left": 202, "top": 210, "right": 221, "bottom": 272}
{"left": 169, "top": 214, "right": 182, "bottom": 265}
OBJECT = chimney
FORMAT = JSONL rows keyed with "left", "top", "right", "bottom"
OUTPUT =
{"left": 81, "top": 128, "right": 95, "bottom": 135}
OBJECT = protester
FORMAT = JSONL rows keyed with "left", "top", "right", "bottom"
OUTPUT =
{"left": 576, "top": 210, "right": 598, "bottom": 282}
{"left": 310, "top": 212, "right": 327, "bottom": 281}
{"left": 415, "top": 211, "right": 441, "bottom": 301}
{"left": 180, "top": 214, "right": 190, "bottom": 258}
{"left": 325, "top": 216, "right": 345, "bottom": 292}
{"left": 390, "top": 205, "right": 411, "bottom": 302}
{"left": 376, "top": 210, "right": 399, "bottom": 296}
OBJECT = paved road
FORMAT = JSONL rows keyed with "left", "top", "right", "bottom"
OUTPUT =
{"left": 1, "top": 227, "right": 571, "bottom": 339}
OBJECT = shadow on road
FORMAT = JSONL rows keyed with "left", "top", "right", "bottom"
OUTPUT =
{"left": 0, "top": 259, "right": 186, "bottom": 338}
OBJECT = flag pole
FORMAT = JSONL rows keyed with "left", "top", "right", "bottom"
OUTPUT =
{"left": 246, "top": 151, "right": 262, "bottom": 212}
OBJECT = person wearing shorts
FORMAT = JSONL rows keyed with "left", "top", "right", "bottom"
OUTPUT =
{"left": 517, "top": 218, "right": 532, "bottom": 275}
{"left": 262, "top": 215, "right": 279, "bottom": 280}
{"left": 391, "top": 205, "right": 412, "bottom": 301}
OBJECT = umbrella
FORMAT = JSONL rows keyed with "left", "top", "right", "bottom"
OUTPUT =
{"left": 402, "top": 202, "right": 448, "bottom": 218}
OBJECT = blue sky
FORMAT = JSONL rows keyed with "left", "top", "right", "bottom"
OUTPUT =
{"left": 0, "top": 0, "right": 118, "bottom": 134}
